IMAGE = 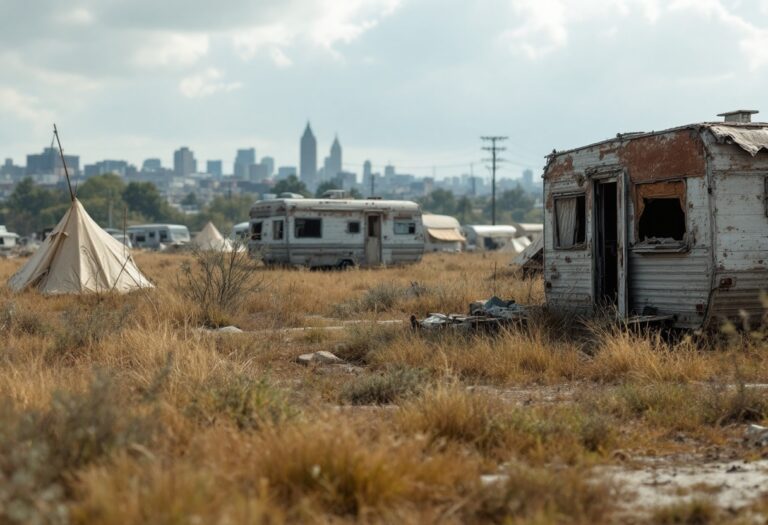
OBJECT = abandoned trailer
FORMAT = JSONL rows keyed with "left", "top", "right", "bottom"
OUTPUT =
{"left": 543, "top": 110, "right": 768, "bottom": 329}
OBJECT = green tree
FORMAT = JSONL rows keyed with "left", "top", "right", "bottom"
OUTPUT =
{"left": 122, "top": 182, "right": 171, "bottom": 221}
{"left": 315, "top": 181, "right": 340, "bottom": 197}
{"left": 181, "top": 192, "right": 199, "bottom": 207}
{"left": 420, "top": 189, "right": 457, "bottom": 215}
{"left": 5, "top": 178, "right": 68, "bottom": 235}
{"left": 77, "top": 174, "right": 127, "bottom": 227}
{"left": 492, "top": 186, "right": 534, "bottom": 222}
{"left": 272, "top": 175, "right": 309, "bottom": 197}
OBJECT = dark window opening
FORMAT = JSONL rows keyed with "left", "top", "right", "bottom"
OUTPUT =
{"left": 159, "top": 231, "right": 169, "bottom": 242}
{"left": 273, "top": 220, "right": 284, "bottom": 240}
{"left": 0, "top": 238, "right": 4, "bottom": 246}
{"left": 638, "top": 198, "right": 685, "bottom": 241}
{"left": 394, "top": 221, "right": 416, "bottom": 235}
{"left": 295, "top": 218, "right": 322, "bottom": 238}
{"left": 554, "top": 194, "right": 586, "bottom": 248}
{"left": 251, "top": 222, "right": 262, "bottom": 241}
{"left": 135, "top": 234, "right": 146, "bottom": 243}
{"left": 149, "top": 231, "right": 156, "bottom": 239}
{"left": 348, "top": 221, "right": 361, "bottom": 234}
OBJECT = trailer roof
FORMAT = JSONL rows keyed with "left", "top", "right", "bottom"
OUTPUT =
{"left": 548, "top": 121, "right": 768, "bottom": 160}
{"left": 250, "top": 198, "right": 421, "bottom": 213}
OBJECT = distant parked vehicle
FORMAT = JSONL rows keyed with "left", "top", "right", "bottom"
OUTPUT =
{"left": 232, "top": 221, "right": 249, "bottom": 240}
{"left": 111, "top": 233, "right": 133, "bottom": 249}
{"left": 126, "top": 224, "right": 190, "bottom": 249}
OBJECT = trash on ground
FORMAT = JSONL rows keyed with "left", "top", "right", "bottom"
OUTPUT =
{"left": 297, "top": 350, "right": 346, "bottom": 366}
{"left": 411, "top": 296, "right": 529, "bottom": 332}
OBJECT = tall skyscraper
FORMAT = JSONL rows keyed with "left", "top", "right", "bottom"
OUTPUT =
{"left": 173, "top": 147, "right": 197, "bottom": 176}
{"left": 142, "top": 158, "right": 162, "bottom": 172}
{"left": 234, "top": 148, "right": 256, "bottom": 179}
{"left": 261, "top": 156, "right": 275, "bottom": 178}
{"left": 522, "top": 168, "right": 534, "bottom": 187}
{"left": 26, "top": 147, "right": 79, "bottom": 177}
{"left": 207, "top": 160, "right": 223, "bottom": 177}
{"left": 326, "top": 135, "right": 342, "bottom": 180}
{"left": 300, "top": 122, "right": 317, "bottom": 189}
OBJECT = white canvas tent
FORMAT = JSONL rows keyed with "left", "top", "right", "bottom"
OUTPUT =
{"left": 194, "top": 222, "right": 239, "bottom": 251}
{"left": 7, "top": 199, "right": 153, "bottom": 294}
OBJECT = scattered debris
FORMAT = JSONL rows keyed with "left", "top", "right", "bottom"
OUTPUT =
{"left": 297, "top": 350, "right": 345, "bottom": 366}
{"left": 216, "top": 326, "right": 243, "bottom": 334}
{"left": 745, "top": 424, "right": 768, "bottom": 448}
{"left": 411, "top": 296, "right": 528, "bottom": 332}
{"left": 480, "top": 474, "right": 510, "bottom": 486}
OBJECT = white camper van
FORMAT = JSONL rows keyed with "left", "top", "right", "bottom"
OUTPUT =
{"left": 0, "top": 226, "right": 19, "bottom": 250}
{"left": 126, "top": 224, "right": 190, "bottom": 249}
{"left": 249, "top": 198, "right": 425, "bottom": 268}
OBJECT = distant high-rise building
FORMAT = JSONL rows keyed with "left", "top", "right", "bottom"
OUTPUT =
{"left": 173, "top": 147, "right": 197, "bottom": 176}
{"left": 142, "top": 158, "right": 162, "bottom": 172}
{"left": 1, "top": 158, "right": 24, "bottom": 179}
{"left": 362, "top": 160, "right": 373, "bottom": 194}
{"left": 84, "top": 160, "right": 130, "bottom": 178}
{"left": 26, "top": 147, "right": 79, "bottom": 177}
{"left": 384, "top": 164, "right": 395, "bottom": 178}
{"left": 522, "top": 168, "right": 534, "bottom": 187}
{"left": 327, "top": 135, "right": 342, "bottom": 181}
{"left": 207, "top": 160, "right": 223, "bottom": 177}
{"left": 249, "top": 163, "right": 268, "bottom": 182}
{"left": 234, "top": 148, "right": 256, "bottom": 179}
{"left": 261, "top": 156, "right": 275, "bottom": 177}
{"left": 277, "top": 166, "right": 297, "bottom": 180}
{"left": 300, "top": 122, "right": 317, "bottom": 189}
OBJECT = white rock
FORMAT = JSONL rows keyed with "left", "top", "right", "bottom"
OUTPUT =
{"left": 216, "top": 326, "right": 243, "bottom": 333}
{"left": 297, "top": 351, "right": 345, "bottom": 366}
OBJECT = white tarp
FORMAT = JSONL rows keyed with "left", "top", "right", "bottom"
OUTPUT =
{"left": 194, "top": 221, "right": 239, "bottom": 252}
{"left": 7, "top": 199, "right": 153, "bottom": 294}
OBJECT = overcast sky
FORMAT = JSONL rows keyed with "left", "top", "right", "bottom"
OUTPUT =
{"left": 1, "top": 0, "right": 767, "bottom": 180}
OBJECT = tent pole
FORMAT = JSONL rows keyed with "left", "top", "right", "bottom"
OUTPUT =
{"left": 53, "top": 124, "right": 75, "bottom": 201}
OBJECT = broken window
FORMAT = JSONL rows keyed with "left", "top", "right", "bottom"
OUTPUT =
{"left": 635, "top": 181, "right": 686, "bottom": 243}
{"left": 347, "top": 221, "right": 361, "bottom": 234}
{"left": 554, "top": 194, "right": 586, "bottom": 248}
{"left": 273, "top": 220, "right": 284, "bottom": 240}
{"left": 394, "top": 221, "right": 417, "bottom": 235}
{"left": 295, "top": 218, "right": 322, "bottom": 238}
{"left": 251, "top": 221, "right": 263, "bottom": 241}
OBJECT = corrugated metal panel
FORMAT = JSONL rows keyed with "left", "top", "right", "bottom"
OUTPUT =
{"left": 710, "top": 271, "right": 767, "bottom": 324}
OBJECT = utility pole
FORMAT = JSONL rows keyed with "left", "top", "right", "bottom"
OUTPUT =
{"left": 481, "top": 136, "right": 507, "bottom": 225}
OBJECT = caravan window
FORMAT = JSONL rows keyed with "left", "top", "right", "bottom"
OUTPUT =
{"left": 251, "top": 222, "right": 262, "bottom": 241}
{"left": 635, "top": 181, "right": 686, "bottom": 242}
{"left": 347, "top": 221, "right": 361, "bottom": 234}
{"left": 159, "top": 230, "right": 169, "bottom": 242}
{"left": 554, "top": 194, "right": 586, "bottom": 248}
{"left": 295, "top": 218, "right": 322, "bottom": 238}
{"left": 394, "top": 221, "right": 416, "bottom": 235}
{"left": 149, "top": 231, "right": 156, "bottom": 239}
{"left": 135, "top": 234, "right": 146, "bottom": 243}
{"left": 273, "top": 220, "right": 284, "bottom": 240}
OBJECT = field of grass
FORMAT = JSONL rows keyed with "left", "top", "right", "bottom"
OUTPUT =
{"left": 0, "top": 250, "right": 767, "bottom": 524}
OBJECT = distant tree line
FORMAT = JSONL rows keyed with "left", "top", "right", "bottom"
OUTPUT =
{"left": 418, "top": 187, "right": 541, "bottom": 225}
{"left": 0, "top": 175, "right": 258, "bottom": 237}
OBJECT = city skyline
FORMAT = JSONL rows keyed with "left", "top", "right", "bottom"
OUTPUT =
{"left": 3, "top": 1, "right": 765, "bottom": 182}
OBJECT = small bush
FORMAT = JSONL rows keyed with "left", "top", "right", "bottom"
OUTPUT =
{"left": 333, "top": 283, "right": 404, "bottom": 317}
{"left": 186, "top": 373, "right": 295, "bottom": 430}
{"left": 341, "top": 367, "right": 427, "bottom": 405}
{"left": 334, "top": 323, "right": 401, "bottom": 364}
{"left": 469, "top": 465, "right": 613, "bottom": 524}
{"left": 652, "top": 499, "right": 717, "bottom": 525}
{"left": 178, "top": 245, "right": 265, "bottom": 327}
{"left": 49, "top": 305, "right": 132, "bottom": 360}
{"left": 0, "top": 300, "right": 49, "bottom": 336}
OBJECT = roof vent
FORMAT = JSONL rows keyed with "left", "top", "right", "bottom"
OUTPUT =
{"left": 717, "top": 109, "right": 759, "bottom": 123}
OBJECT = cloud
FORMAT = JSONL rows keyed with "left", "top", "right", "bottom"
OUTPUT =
{"left": 133, "top": 33, "right": 210, "bottom": 68}
{"left": 0, "top": 87, "right": 54, "bottom": 126}
{"left": 178, "top": 68, "right": 242, "bottom": 98}
{"left": 58, "top": 7, "right": 95, "bottom": 26}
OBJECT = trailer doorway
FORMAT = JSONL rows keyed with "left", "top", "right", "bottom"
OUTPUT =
{"left": 595, "top": 180, "right": 619, "bottom": 307}
{"left": 365, "top": 214, "right": 382, "bottom": 265}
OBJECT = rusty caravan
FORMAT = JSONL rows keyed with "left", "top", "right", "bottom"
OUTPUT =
{"left": 543, "top": 110, "right": 768, "bottom": 329}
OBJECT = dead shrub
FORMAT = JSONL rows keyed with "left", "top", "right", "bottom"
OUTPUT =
{"left": 178, "top": 245, "right": 265, "bottom": 327}
{"left": 467, "top": 465, "right": 614, "bottom": 524}
{"left": 652, "top": 499, "right": 718, "bottom": 525}
{"left": 186, "top": 372, "right": 295, "bottom": 430}
{"left": 334, "top": 323, "right": 401, "bottom": 364}
{"left": 340, "top": 366, "right": 427, "bottom": 405}
{"left": 333, "top": 283, "right": 404, "bottom": 317}
{"left": 48, "top": 305, "right": 133, "bottom": 362}
{"left": 0, "top": 374, "right": 155, "bottom": 525}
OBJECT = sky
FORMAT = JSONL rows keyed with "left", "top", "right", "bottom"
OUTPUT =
{"left": 1, "top": 0, "right": 768, "bottom": 180}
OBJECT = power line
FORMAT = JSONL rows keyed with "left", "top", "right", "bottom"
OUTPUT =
{"left": 481, "top": 136, "right": 507, "bottom": 225}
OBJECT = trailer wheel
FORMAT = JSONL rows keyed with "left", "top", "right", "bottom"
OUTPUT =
{"left": 338, "top": 259, "right": 355, "bottom": 270}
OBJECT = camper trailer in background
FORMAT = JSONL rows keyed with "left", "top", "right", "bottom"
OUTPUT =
{"left": 543, "top": 110, "right": 768, "bottom": 329}
{"left": 0, "top": 226, "right": 19, "bottom": 250}
{"left": 249, "top": 198, "right": 424, "bottom": 268}
{"left": 232, "top": 222, "right": 249, "bottom": 240}
{"left": 463, "top": 225, "right": 521, "bottom": 252}
{"left": 127, "top": 224, "right": 190, "bottom": 249}
{"left": 422, "top": 214, "right": 465, "bottom": 252}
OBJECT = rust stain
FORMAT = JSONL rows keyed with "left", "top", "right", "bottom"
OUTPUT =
{"left": 618, "top": 129, "right": 706, "bottom": 183}
{"left": 545, "top": 155, "right": 574, "bottom": 181}
{"left": 599, "top": 145, "right": 618, "bottom": 160}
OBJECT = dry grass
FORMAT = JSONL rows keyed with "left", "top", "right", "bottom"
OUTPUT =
{"left": 0, "top": 250, "right": 767, "bottom": 523}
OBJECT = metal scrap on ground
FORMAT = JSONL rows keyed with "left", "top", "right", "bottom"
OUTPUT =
{"left": 411, "top": 296, "right": 529, "bottom": 332}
